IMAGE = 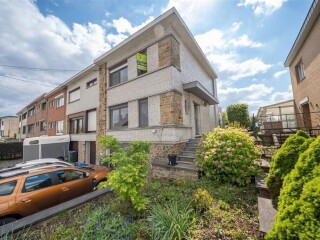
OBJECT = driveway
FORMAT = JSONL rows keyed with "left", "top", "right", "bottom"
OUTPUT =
{"left": 0, "top": 159, "right": 23, "bottom": 169}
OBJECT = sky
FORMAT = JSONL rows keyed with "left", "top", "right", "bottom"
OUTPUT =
{"left": 0, "top": 0, "right": 314, "bottom": 117}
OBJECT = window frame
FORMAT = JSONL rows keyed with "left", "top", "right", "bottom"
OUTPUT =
{"left": 27, "top": 124, "right": 34, "bottom": 134}
{"left": 40, "top": 121, "right": 46, "bottom": 132}
{"left": 86, "top": 78, "right": 97, "bottom": 88}
{"left": 69, "top": 88, "right": 80, "bottom": 103}
{"left": 40, "top": 101, "right": 47, "bottom": 111}
{"left": 109, "top": 63, "right": 128, "bottom": 87}
{"left": 139, "top": 98, "right": 149, "bottom": 127}
{"left": 296, "top": 60, "right": 305, "bottom": 83}
{"left": 110, "top": 103, "right": 128, "bottom": 129}
{"left": 69, "top": 117, "right": 84, "bottom": 134}
{"left": 56, "top": 120, "right": 64, "bottom": 135}
{"left": 86, "top": 109, "right": 97, "bottom": 132}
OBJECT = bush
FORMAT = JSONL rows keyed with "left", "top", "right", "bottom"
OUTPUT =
{"left": 265, "top": 130, "right": 313, "bottom": 201}
{"left": 148, "top": 202, "right": 196, "bottom": 240}
{"left": 98, "top": 135, "right": 151, "bottom": 211}
{"left": 193, "top": 188, "right": 214, "bottom": 213}
{"left": 226, "top": 103, "right": 250, "bottom": 128}
{"left": 81, "top": 207, "right": 135, "bottom": 240}
{"left": 266, "top": 137, "right": 320, "bottom": 239}
{"left": 196, "top": 127, "right": 261, "bottom": 186}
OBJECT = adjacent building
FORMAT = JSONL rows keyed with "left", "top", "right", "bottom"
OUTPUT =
{"left": 285, "top": 0, "right": 320, "bottom": 130}
{"left": 16, "top": 8, "right": 219, "bottom": 163}
{"left": 0, "top": 116, "right": 19, "bottom": 139}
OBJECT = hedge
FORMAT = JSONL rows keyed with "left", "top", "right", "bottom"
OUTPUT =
{"left": 0, "top": 142, "right": 23, "bottom": 160}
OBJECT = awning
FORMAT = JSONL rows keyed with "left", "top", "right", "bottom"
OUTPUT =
{"left": 183, "top": 81, "right": 219, "bottom": 105}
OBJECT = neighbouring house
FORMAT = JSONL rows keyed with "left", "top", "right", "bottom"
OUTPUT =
{"left": 94, "top": 7, "right": 219, "bottom": 162}
{"left": 285, "top": 0, "right": 320, "bottom": 132}
{"left": 257, "top": 100, "right": 297, "bottom": 134}
{"left": 16, "top": 7, "right": 219, "bottom": 164}
{"left": 17, "top": 109, "right": 27, "bottom": 140}
{"left": 0, "top": 116, "right": 19, "bottom": 139}
{"left": 47, "top": 87, "right": 67, "bottom": 136}
{"left": 65, "top": 64, "right": 99, "bottom": 164}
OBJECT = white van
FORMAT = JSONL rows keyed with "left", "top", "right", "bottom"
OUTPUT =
{"left": 23, "top": 135, "right": 70, "bottom": 161}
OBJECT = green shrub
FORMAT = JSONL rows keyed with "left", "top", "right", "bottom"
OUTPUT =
{"left": 266, "top": 130, "right": 313, "bottom": 201}
{"left": 193, "top": 188, "right": 214, "bottom": 213}
{"left": 148, "top": 202, "right": 196, "bottom": 240}
{"left": 267, "top": 137, "right": 320, "bottom": 239}
{"left": 196, "top": 127, "right": 261, "bottom": 186}
{"left": 98, "top": 135, "right": 151, "bottom": 211}
{"left": 81, "top": 207, "right": 135, "bottom": 240}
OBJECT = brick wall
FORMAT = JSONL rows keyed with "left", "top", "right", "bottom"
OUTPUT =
{"left": 151, "top": 142, "right": 187, "bottom": 162}
{"left": 160, "top": 91, "right": 183, "bottom": 125}
{"left": 158, "top": 35, "right": 180, "bottom": 68}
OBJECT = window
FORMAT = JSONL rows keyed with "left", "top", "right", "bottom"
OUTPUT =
{"left": 28, "top": 107, "right": 35, "bottom": 117}
{"left": 70, "top": 118, "right": 84, "bottom": 134}
{"left": 0, "top": 181, "right": 17, "bottom": 196}
{"left": 22, "top": 112, "right": 27, "bottom": 120}
{"left": 49, "top": 100, "right": 55, "bottom": 108}
{"left": 27, "top": 124, "right": 34, "bottom": 133}
{"left": 55, "top": 94, "right": 64, "bottom": 107}
{"left": 87, "top": 110, "right": 96, "bottom": 132}
{"left": 24, "top": 173, "right": 52, "bottom": 192}
{"left": 87, "top": 78, "right": 97, "bottom": 88}
{"left": 40, "top": 121, "right": 46, "bottom": 131}
{"left": 56, "top": 170, "right": 85, "bottom": 183}
{"left": 1, "top": 121, "right": 3, "bottom": 126}
{"left": 22, "top": 126, "right": 26, "bottom": 134}
{"left": 110, "top": 104, "right": 128, "bottom": 129}
{"left": 137, "top": 50, "right": 147, "bottom": 76}
{"left": 296, "top": 61, "right": 305, "bottom": 82}
{"left": 109, "top": 63, "right": 128, "bottom": 87}
{"left": 139, "top": 98, "right": 148, "bottom": 127}
{"left": 56, "top": 120, "right": 64, "bottom": 135}
{"left": 41, "top": 102, "right": 47, "bottom": 110}
{"left": 185, "top": 99, "right": 190, "bottom": 115}
{"left": 69, "top": 88, "right": 80, "bottom": 103}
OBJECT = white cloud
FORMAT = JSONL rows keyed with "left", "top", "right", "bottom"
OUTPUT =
{"left": 106, "top": 33, "right": 128, "bottom": 46}
{"left": 238, "top": 0, "right": 286, "bottom": 16}
{"left": 229, "top": 34, "right": 262, "bottom": 48}
{"left": 107, "top": 16, "right": 154, "bottom": 35}
{"left": 134, "top": 5, "right": 154, "bottom": 15}
{"left": 162, "top": 0, "right": 216, "bottom": 28}
{"left": 195, "top": 29, "right": 226, "bottom": 53}
{"left": 273, "top": 69, "right": 288, "bottom": 78}
{"left": 219, "top": 84, "right": 273, "bottom": 101}
{"left": 231, "top": 22, "right": 242, "bottom": 32}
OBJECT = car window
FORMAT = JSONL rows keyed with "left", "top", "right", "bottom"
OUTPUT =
{"left": 56, "top": 170, "right": 85, "bottom": 183}
{"left": 24, "top": 173, "right": 52, "bottom": 192}
{"left": 0, "top": 181, "right": 17, "bottom": 196}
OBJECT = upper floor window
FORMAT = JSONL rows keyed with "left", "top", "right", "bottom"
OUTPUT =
{"left": 41, "top": 101, "right": 47, "bottom": 110}
{"left": 27, "top": 124, "right": 34, "bottom": 133}
{"left": 139, "top": 98, "right": 148, "bottom": 127}
{"left": 28, "top": 107, "right": 35, "bottom": 117}
{"left": 296, "top": 61, "right": 305, "bottom": 82}
{"left": 137, "top": 50, "right": 147, "bottom": 76}
{"left": 69, "top": 88, "right": 80, "bottom": 103}
{"left": 110, "top": 104, "right": 128, "bottom": 129}
{"left": 22, "top": 112, "right": 27, "bottom": 120}
{"left": 109, "top": 63, "right": 128, "bottom": 87}
{"left": 55, "top": 94, "right": 64, "bottom": 107}
{"left": 87, "top": 78, "right": 97, "bottom": 88}
{"left": 70, "top": 118, "right": 83, "bottom": 134}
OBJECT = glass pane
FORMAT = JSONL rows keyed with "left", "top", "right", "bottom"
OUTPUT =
{"left": 120, "top": 107, "right": 128, "bottom": 126}
{"left": 24, "top": 174, "right": 52, "bottom": 192}
{"left": 139, "top": 99, "right": 148, "bottom": 126}
{"left": 56, "top": 170, "right": 84, "bottom": 183}
{"left": 110, "top": 71, "right": 120, "bottom": 86}
{"left": 0, "top": 181, "right": 17, "bottom": 196}
{"left": 78, "top": 119, "right": 83, "bottom": 133}
{"left": 112, "top": 109, "right": 120, "bottom": 128}
{"left": 120, "top": 67, "right": 128, "bottom": 83}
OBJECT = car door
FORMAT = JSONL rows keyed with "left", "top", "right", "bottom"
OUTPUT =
{"left": 54, "top": 169, "right": 92, "bottom": 203}
{"left": 15, "top": 172, "right": 60, "bottom": 217}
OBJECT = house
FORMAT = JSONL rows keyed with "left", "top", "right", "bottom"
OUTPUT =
{"left": 285, "top": 0, "right": 320, "bottom": 132}
{"left": 0, "top": 116, "right": 19, "bottom": 139}
{"left": 16, "top": 8, "right": 219, "bottom": 164}
{"left": 94, "top": 8, "right": 219, "bottom": 161}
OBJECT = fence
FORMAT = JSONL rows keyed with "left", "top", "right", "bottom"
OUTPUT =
{"left": 0, "top": 142, "right": 23, "bottom": 160}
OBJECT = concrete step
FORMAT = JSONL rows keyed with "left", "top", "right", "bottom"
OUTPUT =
{"left": 258, "top": 196, "right": 278, "bottom": 234}
{"left": 256, "top": 173, "right": 271, "bottom": 198}
{"left": 177, "top": 160, "right": 195, "bottom": 165}
{"left": 186, "top": 142, "right": 199, "bottom": 148}
{"left": 184, "top": 146, "right": 198, "bottom": 152}
{"left": 256, "top": 159, "right": 270, "bottom": 173}
{"left": 179, "top": 156, "right": 195, "bottom": 162}
{"left": 188, "top": 138, "right": 202, "bottom": 144}
{"left": 180, "top": 151, "right": 197, "bottom": 157}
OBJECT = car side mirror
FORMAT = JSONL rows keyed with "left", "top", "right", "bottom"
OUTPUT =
{"left": 84, "top": 172, "right": 90, "bottom": 178}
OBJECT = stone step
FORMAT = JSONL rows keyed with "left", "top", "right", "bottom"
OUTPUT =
{"left": 177, "top": 160, "right": 195, "bottom": 165}
{"left": 188, "top": 138, "right": 202, "bottom": 144}
{"left": 179, "top": 156, "right": 195, "bottom": 162}
{"left": 256, "top": 173, "right": 271, "bottom": 198}
{"left": 180, "top": 151, "right": 197, "bottom": 157}
{"left": 258, "top": 196, "right": 278, "bottom": 234}
{"left": 186, "top": 142, "right": 199, "bottom": 148}
{"left": 184, "top": 146, "right": 198, "bottom": 152}
{"left": 151, "top": 161, "right": 198, "bottom": 180}
{"left": 256, "top": 159, "right": 271, "bottom": 173}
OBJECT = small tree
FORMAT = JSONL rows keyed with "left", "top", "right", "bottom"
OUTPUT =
{"left": 226, "top": 103, "right": 250, "bottom": 128}
{"left": 98, "top": 135, "right": 151, "bottom": 211}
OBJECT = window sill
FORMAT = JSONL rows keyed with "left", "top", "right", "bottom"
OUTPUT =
{"left": 68, "top": 99, "right": 80, "bottom": 104}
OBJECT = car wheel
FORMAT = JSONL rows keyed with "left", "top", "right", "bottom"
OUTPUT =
{"left": 0, "top": 217, "right": 18, "bottom": 226}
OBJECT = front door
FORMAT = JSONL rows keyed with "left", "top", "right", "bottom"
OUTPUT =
{"left": 302, "top": 104, "right": 312, "bottom": 130}
{"left": 194, "top": 103, "right": 200, "bottom": 136}
{"left": 90, "top": 141, "right": 96, "bottom": 164}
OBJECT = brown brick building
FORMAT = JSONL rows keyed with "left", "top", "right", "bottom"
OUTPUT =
{"left": 285, "top": 0, "right": 320, "bottom": 130}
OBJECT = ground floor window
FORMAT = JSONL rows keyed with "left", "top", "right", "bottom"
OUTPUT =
{"left": 110, "top": 104, "right": 128, "bottom": 129}
{"left": 27, "top": 124, "right": 34, "bottom": 134}
{"left": 56, "top": 120, "right": 64, "bottom": 135}
{"left": 139, "top": 98, "right": 148, "bottom": 127}
{"left": 70, "top": 118, "right": 84, "bottom": 134}
{"left": 40, "top": 121, "right": 46, "bottom": 132}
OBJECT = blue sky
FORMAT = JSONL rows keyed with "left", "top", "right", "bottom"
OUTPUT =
{"left": 0, "top": 0, "right": 314, "bottom": 116}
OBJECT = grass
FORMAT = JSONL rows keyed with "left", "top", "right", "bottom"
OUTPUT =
{"left": 10, "top": 179, "right": 260, "bottom": 240}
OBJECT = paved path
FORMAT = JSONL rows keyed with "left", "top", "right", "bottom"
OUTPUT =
{"left": 0, "top": 159, "right": 23, "bottom": 169}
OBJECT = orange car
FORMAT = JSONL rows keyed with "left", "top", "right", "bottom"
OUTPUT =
{"left": 0, "top": 162, "right": 111, "bottom": 225}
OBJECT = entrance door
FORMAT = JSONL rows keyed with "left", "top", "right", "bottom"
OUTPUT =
{"left": 194, "top": 103, "right": 200, "bottom": 136}
{"left": 90, "top": 141, "right": 96, "bottom": 164}
{"left": 302, "top": 104, "right": 312, "bottom": 130}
